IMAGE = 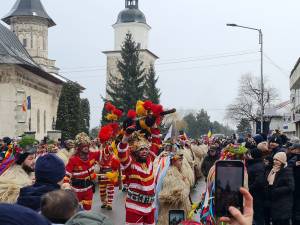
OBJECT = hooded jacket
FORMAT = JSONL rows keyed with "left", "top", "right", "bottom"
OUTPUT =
{"left": 65, "top": 211, "right": 113, "bottom": 225}
{"left": 17, "top": 182, "right": 60, "bottom": 211}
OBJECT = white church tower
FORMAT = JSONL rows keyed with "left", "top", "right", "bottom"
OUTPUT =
{"left": 103, "top": 0, "right": 158, "bottom": 98}
{"left": 2, "top": 0, "right": 59, "bottom": 74}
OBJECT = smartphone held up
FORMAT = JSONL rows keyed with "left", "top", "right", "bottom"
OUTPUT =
{"left": 215, "top": 160, "right": 244, "bottom": 218}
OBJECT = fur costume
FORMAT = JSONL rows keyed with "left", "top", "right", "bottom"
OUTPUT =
{"left": 178, "top": 148, "right": 195, "bottom": 187}
{"left": 191, "top": 144, "right": 208, "bottom": 180}
{"left": 157, "top": 165, "right": 191, "bottom": 225}
{"left": 191, "top": 144, "right": 208, "bottom": 160}
{"left": 56, "top": 148, "right": 75, "bottom": 165}
{"left": 155, "top": 150, "right": 195, "bottom": 188}
{"left": 0, "top": 165, "right": 33, "bottom": 203}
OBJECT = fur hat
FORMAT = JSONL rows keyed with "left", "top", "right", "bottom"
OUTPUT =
{"left": 273, "top": 152, "right": 287, "bottom": 166}
{"left": 129, "top": 132, "right": 150, "bottom": 152}
{"left": 170, "top": 152, "right": 183, "bottom": 162}
{"left": 74, "top": 133, "right": 91, "bottom": 147}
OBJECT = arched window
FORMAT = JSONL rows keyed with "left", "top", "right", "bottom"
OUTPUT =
{"left": 37, "top": 109, "right": 40, "bottom": 133}
{"left": 44, "top": 110, "right": 46, "bottom": 133}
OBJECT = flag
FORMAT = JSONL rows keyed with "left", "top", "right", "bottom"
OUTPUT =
{"left": 27, "top": 96, "right": 31, "bottom": 110}
{"left": 22, "top": 98, "right": 27, "bottom": 112}
{"left": 207, "top": 129, "right": 212, "bottom": 138}
{"left": 164, "top": 124, "right": 172, "bottom": 141}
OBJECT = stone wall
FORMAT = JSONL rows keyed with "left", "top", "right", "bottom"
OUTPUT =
{"left": 0, "top": 64, "right": 62, "bottom": 140}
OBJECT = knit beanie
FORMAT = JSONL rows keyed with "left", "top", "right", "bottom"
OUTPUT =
{"left": 273, "top": 152, "right": 287, "bottom": 166}
{"left": 253, "top": 134, "right": 264, "bottom": 145}
{"left": 35, "top": 154, "right": 65, "bottom": 184}
{"left": 0, "top": 203, "right": 51, "bottom": 225}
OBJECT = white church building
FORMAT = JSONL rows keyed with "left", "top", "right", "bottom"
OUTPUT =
{"left": 0, "top": 0, "right": 72, "bottom": 140}
{"left": 103, "top": 0, "right": 159, "bottom": 98}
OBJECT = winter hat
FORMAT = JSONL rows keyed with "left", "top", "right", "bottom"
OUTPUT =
{"left": 0, "top": 203, "right": 50, "bottom": 225}
{"left": 35, "top": 154, "right": 65, "bottom": 184}
{"left": 269, "top": 135, "right": 283, "bottom": 146}
{"left": 291, "top": 143, "right": 300, "bottom": 150}
{"left": 253, "top": 134, "right": 264, "bottom": 145}
{"left": 273, "top": 152, "right": 287, "bottom": 166}
{"left": 2, "top": 137, "right": 11, "bottom": 145}
{"left": 250, "top": 148, "right": 262, "bottom": 159}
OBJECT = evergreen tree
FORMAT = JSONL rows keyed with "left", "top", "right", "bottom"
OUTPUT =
{"left": 106, "top": 32, "right": 146, "bottom": 114}
{"left": 145, "top": 64, "right": 161, "bottom": 104}
{"left": 237, "top": 118, "right": 252, "bottom": 137}
{"left": 183, "top": 113, "right": 198, "bottom": 138}
{"left": 196, "top": 109, "right": 212, "bottom": 135}
{"left": 90, "top": 126, "right": 100, "bottom": 139}
{"left": 56, "top": 81, "right": 82, "bottom": 140}
{"left": 80, "top": 98, "right": 90, "bottom": 134}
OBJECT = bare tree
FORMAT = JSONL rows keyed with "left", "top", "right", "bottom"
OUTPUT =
{"left": 226, "top": 74, "right": 279, "bottom": 123}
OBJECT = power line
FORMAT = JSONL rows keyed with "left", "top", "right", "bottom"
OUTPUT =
{"left": 263, "top": 53, "right": 289, "bottom": 77}
{"left": 59, "top": 50, "right": 258, "bottom": 73}
{"left": 65, "top": 59, "right": 259, "bottom": 79}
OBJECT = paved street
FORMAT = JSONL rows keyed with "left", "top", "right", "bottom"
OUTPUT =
{"left": 92, "top": 178, "right": 207, "bottom": 224}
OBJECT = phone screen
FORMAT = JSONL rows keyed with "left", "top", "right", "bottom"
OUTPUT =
{"left": 169, "top": 210, "right": 185, "bottom": 225}
{"left": 215, "top": 160, "right": 244, "bottom": 217}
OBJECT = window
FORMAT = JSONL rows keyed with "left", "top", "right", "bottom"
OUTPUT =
{"left": 23, "top": 39, "right": 27, "bottom": 48}
{"left": 31, "top": 33, "right": 33, "bottom": 48}
{"left": 44, "top": 110, "right": 46, "bottom": 134}
{"left": 37, "top": 109, "right": 40, "bottom": 133}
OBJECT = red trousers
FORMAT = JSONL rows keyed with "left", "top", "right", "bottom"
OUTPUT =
{"left": 75, "top": 188, "right": 93, "bottom": 210}
{"left": 125, "top": 208, "right": 155, "bottom": 225}
{"left": 99, "top": 175, "right": 115, "bottom": 206}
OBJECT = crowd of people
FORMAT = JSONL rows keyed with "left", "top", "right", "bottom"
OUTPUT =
{"left": 0, "top": 101, "right": 298, "bottom": 225}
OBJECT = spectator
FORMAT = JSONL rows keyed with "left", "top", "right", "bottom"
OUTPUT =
{"left": 41, "top": 190, "right": 79, "bottom": 225}
{"left": 265, "top": 136, "right": 286, "bottom": 169}
{"left": 65, "top": 211, "right": 113, "bottom": 225}
{"left": 0, "top": 203, "right": 50, "bottom": 225}
{"left": 246, "top": 148, "right": 265, "bottom": 225}
{"left": 17, "top": 154, "right": 65, "bottom": 211}
{"left": 0, "top": 145, "right": 36, "bottom": 203}
{"left": 201, "top": 145, "right": 219, "bottom": 180}
{"left": 289, "top": 144, "right": 300, "bottom": 225}
{"left": 265, "top": 152, "right": 295, "bottom": 225}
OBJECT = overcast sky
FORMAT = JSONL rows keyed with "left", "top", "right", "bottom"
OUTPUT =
{"left": 1, "top": 0, "right": 298, "bottom": 128}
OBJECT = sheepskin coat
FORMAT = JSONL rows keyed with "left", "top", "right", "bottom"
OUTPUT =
{"left": 0, "top": 165, "right": 33, "bottom": 203}
{"left": 157, "top": 165, "right": 192, "bottom": 225}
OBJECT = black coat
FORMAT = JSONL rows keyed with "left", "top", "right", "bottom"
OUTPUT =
{"left": 246, "top": 159, "right": 265, "bottom": 205}
{"left": 290, "top": 154, "right": 300, "bottom": 220}
{"left": 17, "top": 182, "right": 60, "bottom": 211}
{"left": 265, "top": 166, "right": 295, "bottom": 220}
{"left": 201, "top": 154, "right": 218, "bottom": 178}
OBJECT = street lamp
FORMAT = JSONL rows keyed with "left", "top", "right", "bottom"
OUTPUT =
{"left": 226, "top": 23, "right": 264, "bottom": 134}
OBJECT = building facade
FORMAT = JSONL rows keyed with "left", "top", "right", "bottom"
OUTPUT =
{"left": 104, "top": 0, "right": 158, "bottom": 98}
{"left": 0, "top": 0, "right": 63, "bottom": 140}
{"left": 290, "top": 58, "right": 300, "bottom": 137}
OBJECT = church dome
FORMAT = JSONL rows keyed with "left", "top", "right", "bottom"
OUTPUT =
{"left": 116, "top": 8, "right": 147, "bottom": 24}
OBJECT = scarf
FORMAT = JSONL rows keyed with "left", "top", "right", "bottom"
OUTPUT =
{"left": 267, "top": 164, "right": 281, "bottom": 185}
